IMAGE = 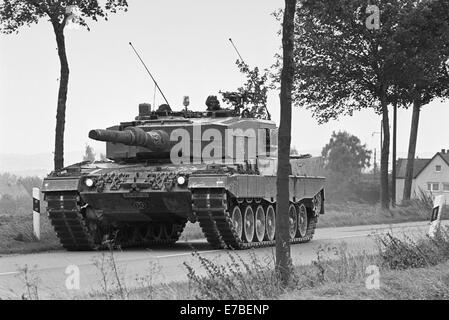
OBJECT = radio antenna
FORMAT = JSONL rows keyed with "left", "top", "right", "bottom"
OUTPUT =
{"left": 229, "top": 38, "right": 245, "bottom": 63}
{"left": 228, "top": 38, "right": 271, "bottom": 120}
{"left": 129, "top": 42, "right": 170, "bottom": 107}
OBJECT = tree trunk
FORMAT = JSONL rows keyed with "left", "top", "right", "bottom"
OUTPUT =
{"left": 391, "top": 103, "right": 397, "bottom": 207}
{"left": 380, "top": 88, "right": 390, "bottom": 210}
{"left": 276, "top": 0, "right": 297, "bottom": 286}
{"left": 52, "top": 23, "right": 69, "bottom": 171}
{"left": 403, "top": 96, "right": 421, "bottom": 202}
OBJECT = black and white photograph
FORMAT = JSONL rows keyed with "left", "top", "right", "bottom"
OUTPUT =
{"left": 0, "top": 0, "right": 449, "bottom": 307}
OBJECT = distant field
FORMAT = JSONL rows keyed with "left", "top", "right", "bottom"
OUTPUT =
{"left": 319, "top": 201, "right": 435, "bottom": 228}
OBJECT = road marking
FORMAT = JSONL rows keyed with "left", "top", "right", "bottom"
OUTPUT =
{"left": 0, "top": 271, "right": 20, "bottom": 276}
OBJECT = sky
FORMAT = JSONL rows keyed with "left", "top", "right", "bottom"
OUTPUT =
{"left": 1, "top": 0, "right": 448, "bottom": 171}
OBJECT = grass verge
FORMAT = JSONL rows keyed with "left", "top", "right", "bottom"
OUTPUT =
{"left": 0, "top": 213, "right": 60, "bottom": 255}
{"left": 84, "top": 226, "right": 449, "bottom": 300}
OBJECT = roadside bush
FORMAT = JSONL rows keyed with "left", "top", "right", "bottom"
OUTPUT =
{"left": 377, "top": 227, "right": 449, "bottom": 270}
{"left": 184, "top": 251, "right": 286, "bottom": 300}
{"left": 297, "top": 244, "right": 379, "bottom": 288}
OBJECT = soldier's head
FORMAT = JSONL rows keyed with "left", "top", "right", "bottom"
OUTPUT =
{"left": 205, "top": 95, "right": 221, "bottom": 111}
{"left": 157, "top": 104, "right": 172, "bottom": 113}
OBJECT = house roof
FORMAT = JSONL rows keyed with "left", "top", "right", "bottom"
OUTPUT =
{"left": 396, "top": 158, "right": 431, "bottom": 179}
{"left": 396, "top": 152, "right": 449, "bottom": 179}
{"left": 441, "top": 153, "right": 449, "bottom": 166}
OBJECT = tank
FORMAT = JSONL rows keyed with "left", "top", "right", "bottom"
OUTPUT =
{"left": 41, "top": 99, "right": 325, "bottom": 250}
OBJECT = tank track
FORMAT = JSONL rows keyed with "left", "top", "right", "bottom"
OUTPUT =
{"left": 46, "top": 192, "right": 100, "bottom": 251}
{"left": 46, "top": 191, "right": 186, "bottom": 251}
{"left": 192, "top": 188, "right": 318, "bottom": 250}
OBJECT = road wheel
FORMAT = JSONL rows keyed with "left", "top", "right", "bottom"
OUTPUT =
{"left": 243, "top": 205, "right": 255, "bottom": 243}
{"left": 255, "top": 205, "right": 266, "bottom": 242}
{"left": 297, "top": 203, "right": 308, "bottom": 237}
{"left": 265, "top": 205, "right": 275, "bottom": 241}
{"left": 231, "top": 205, "right": 243, "bottom": 240}
{"left": 289, "top": 203, "right": 298, "bottom": 239}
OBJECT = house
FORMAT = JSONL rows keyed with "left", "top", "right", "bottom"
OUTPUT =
{"left": 396, "top": 149, "right": 449, "bottom": 204}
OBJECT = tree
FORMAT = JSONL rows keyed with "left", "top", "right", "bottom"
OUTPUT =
{"left": 275, "top": 0, "right": 297, "bottom": 286}
{"left": 0, "top": 0, "right": 128, "bottom": 171}
{"left": 287, "top": 0, "right": 435, "bottom": 209}
{"left": 393, "top": 0, "right": 449, "bottom": 202}
{"left": 18, "top": 176, "right": 43, "bottom": 195}
{"left": 322, "top": 132, "right": 373, "bottom": 202}
{"left": 322, "top": 131, "right": 371, "bottom": 177}
{"left": 221, "top": 60, "right": 273, "bottom": 119}
{"left": 83, "top": 144, "right": 95, "bottom": 162}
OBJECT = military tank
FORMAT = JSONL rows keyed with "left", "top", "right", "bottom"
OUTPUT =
{"left": 41, "top": 98, "right": 325, "bottom": 250}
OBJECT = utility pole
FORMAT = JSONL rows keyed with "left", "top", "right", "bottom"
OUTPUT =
{"left": 372, "top": 130, "right": 382, "bottom": 176}
{"left": 391, "top": 103, "right": 397, "bottom": 207}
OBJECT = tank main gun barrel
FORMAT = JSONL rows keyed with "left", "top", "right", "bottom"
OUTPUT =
{"left": 89, "top": 127, "right": 170, "bottom": 151}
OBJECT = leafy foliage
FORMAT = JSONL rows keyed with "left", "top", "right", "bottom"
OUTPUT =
{"left": 221, "top": 60, "right": 274, "bottom": 119}
{"left": 0, "top": 0, "right": 128, "bottom": 33}
{"left": 321, "top": 132, "right": 375, "bottom": 203}
{"left": 322, "top": 131, "right": 371, "bottom": 176}
{"left": 390, "top": 0, "right": 449, "bottom": 106}
{"left": 83, "top": 144, "right": 96, "bottom": 162}
{"left": 377, "top": 228, "right": 449, "bottom": 270}
{"left": 17, "top": 176, "right": 43, "bottom": 195}
{"left": 184, "top": 251, "right": 286, "bottom": 299}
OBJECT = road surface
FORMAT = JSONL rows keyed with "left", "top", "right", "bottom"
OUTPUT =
{"left": 0, "top": 220, "right": 443, "bottom": 299}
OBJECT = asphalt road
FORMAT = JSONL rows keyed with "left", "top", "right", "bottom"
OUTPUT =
{"left": 0, "top": 220, "right": 443, "bottom": 299}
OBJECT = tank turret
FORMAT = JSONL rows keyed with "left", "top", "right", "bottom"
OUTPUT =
{"left": 89, "top": 127, "right": 170, "bottom": 151}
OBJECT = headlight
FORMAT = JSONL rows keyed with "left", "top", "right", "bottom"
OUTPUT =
{"left": 177, "top": 176, "right": 186, "bottom": 185}
{"left": 85, "top": 178, "right": 94, "bottom": 187}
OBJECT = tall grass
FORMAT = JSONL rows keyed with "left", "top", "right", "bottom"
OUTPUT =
{"left": 184, "top": 250, "right": 287, "bottom": 300}
{"left": 298, "top": 245, "right": 379, "bottom": 288}
{"left": 377, "top": 227, "right": 449, "bottom": 270}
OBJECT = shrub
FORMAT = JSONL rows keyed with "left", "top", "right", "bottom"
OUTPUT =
{"left": 184, "top": 250, "right": 286, "bottom": 300}
{"left": 297, "top": 244, "right": 379, "bottom": 288}
{"left": 377, "top": 227, "right": 449, "bottom": 270}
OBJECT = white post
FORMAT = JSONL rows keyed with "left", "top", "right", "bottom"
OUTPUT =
{"left": 428, "top": 195, "right": 444, "bottom": 239}
{"left": 32, "top": 187, "right": 41, "bottom": 241}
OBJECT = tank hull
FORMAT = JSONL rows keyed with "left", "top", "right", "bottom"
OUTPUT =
{"left": 42, "top": 162, "right": 325, "bottom": 251}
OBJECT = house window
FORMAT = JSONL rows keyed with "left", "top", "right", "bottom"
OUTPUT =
{"left": 436, "top": 165, "right": 442, "bottom": 172}
{"left": 428, "top": 183, "right": 440, "bottom": 191}
{"left": 444, "top": 183, "right": 449, "bottom": 192}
